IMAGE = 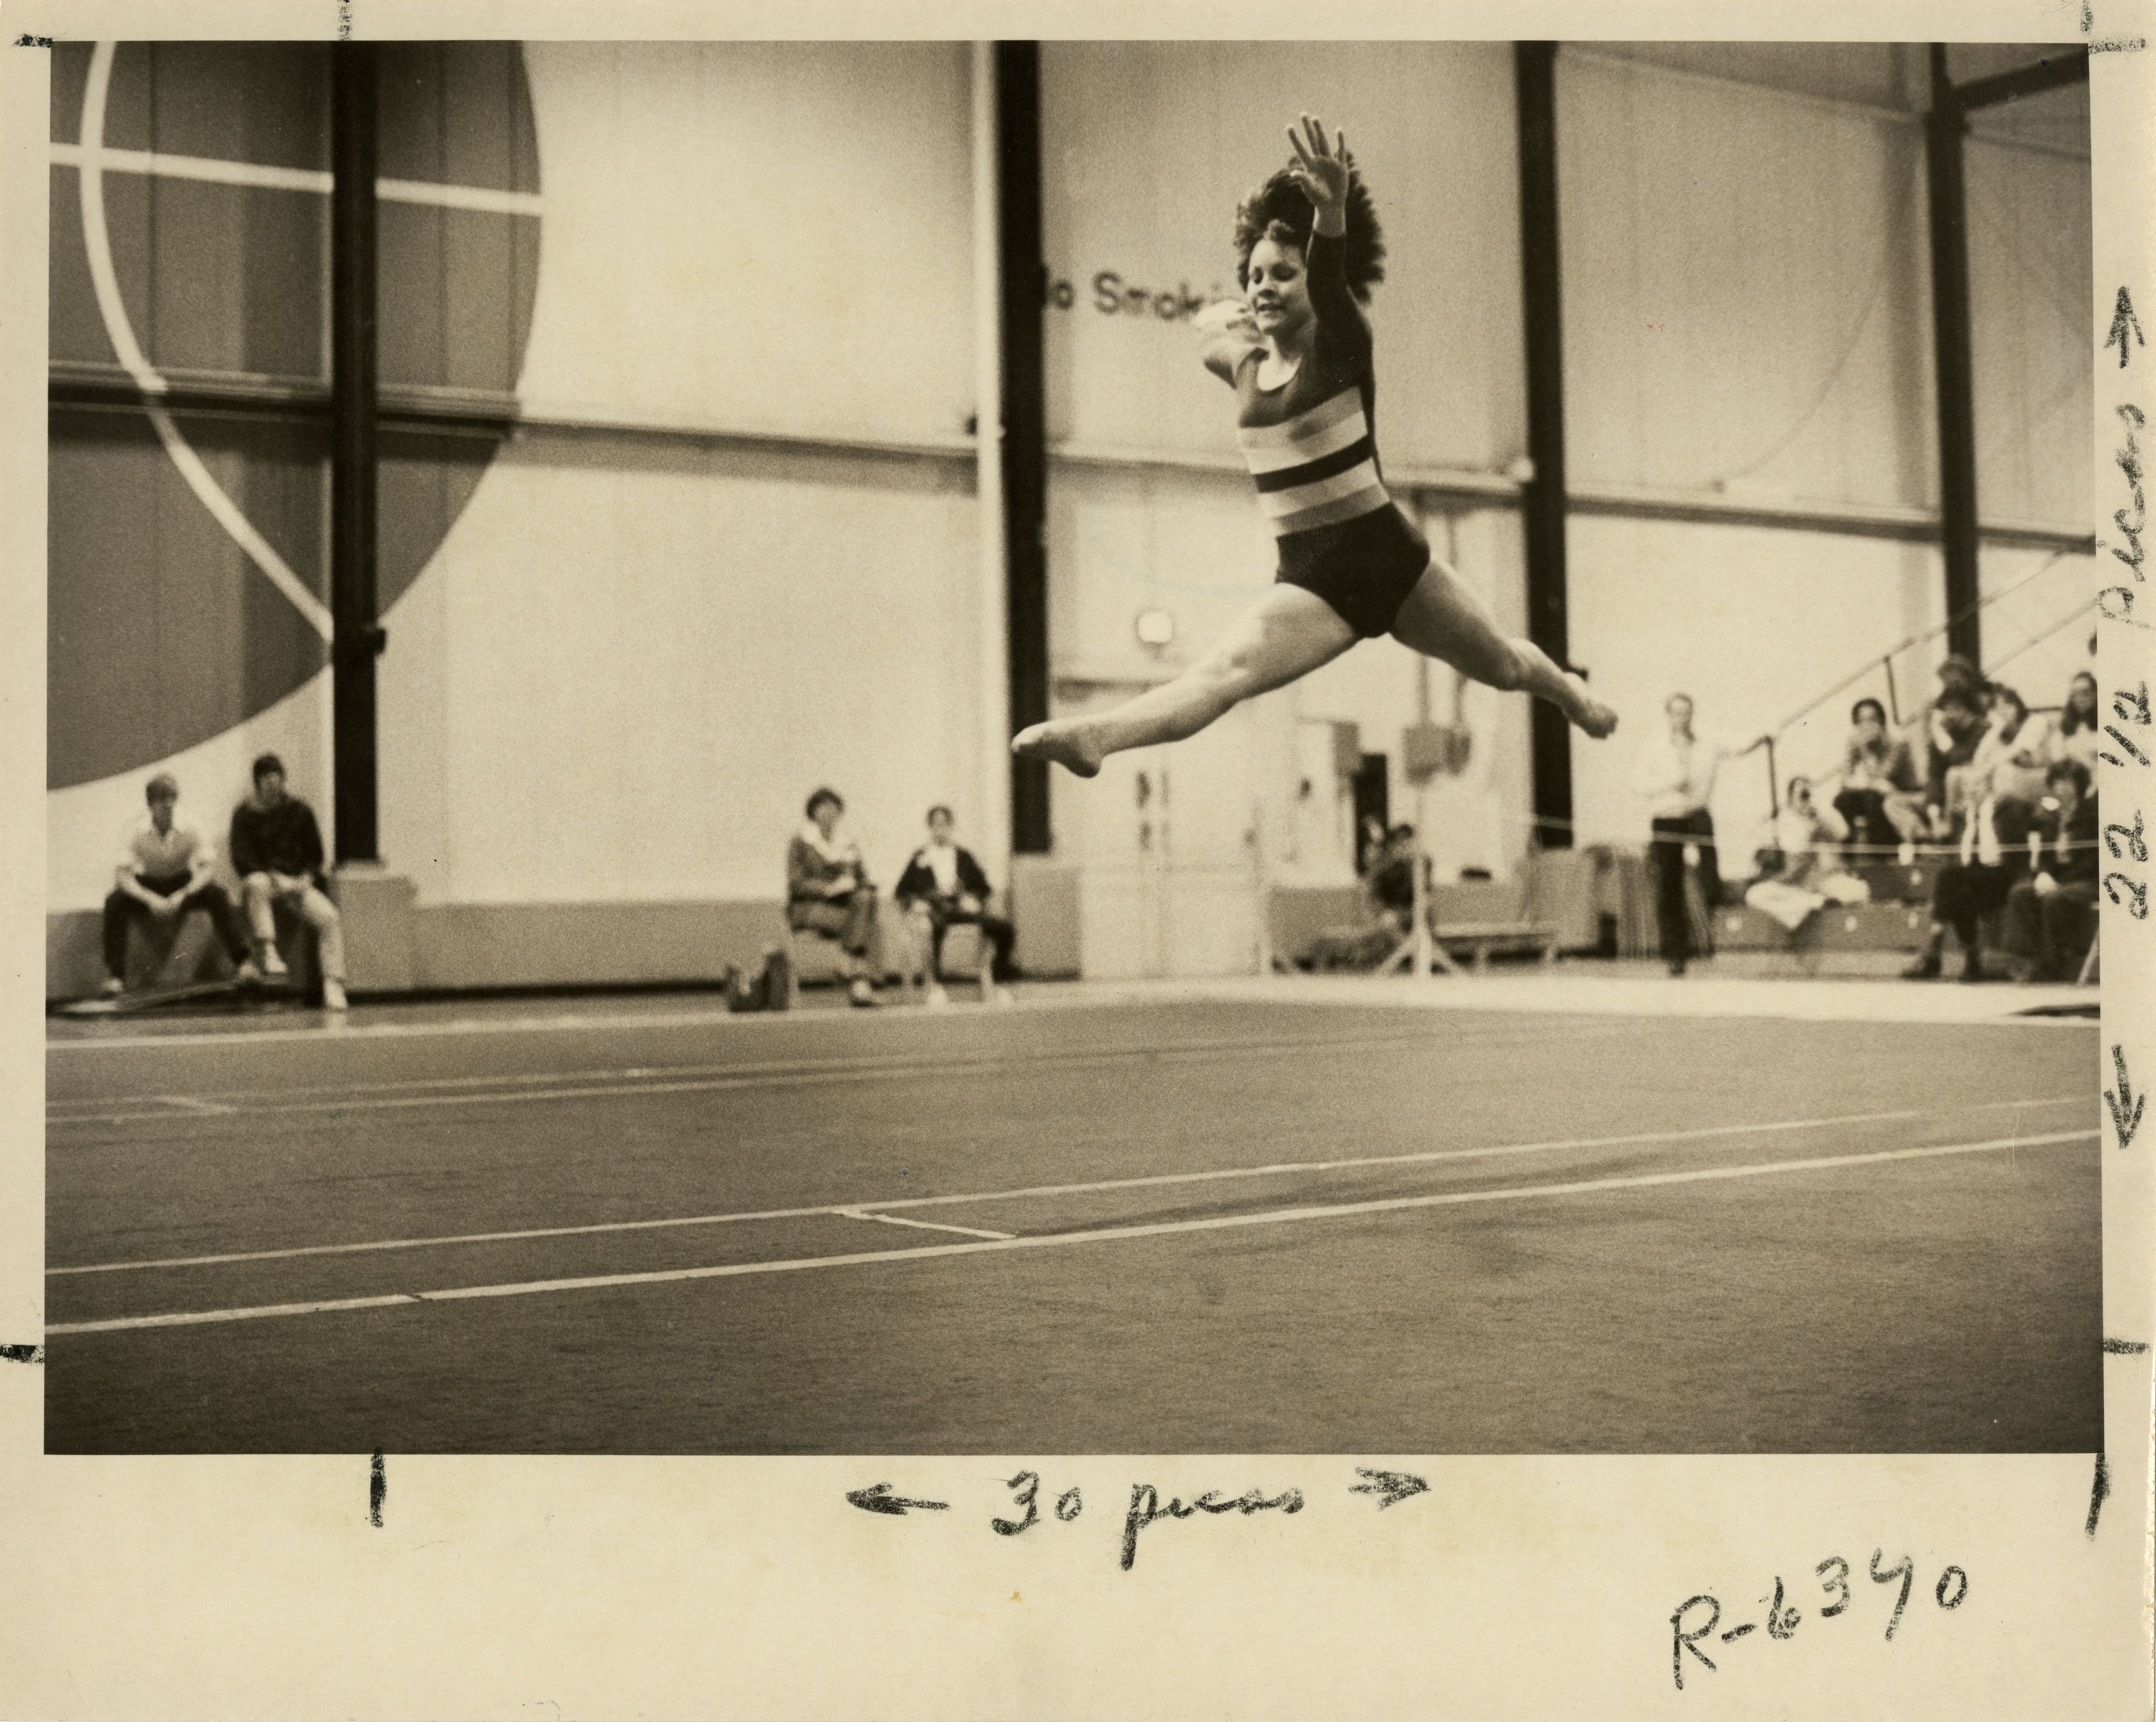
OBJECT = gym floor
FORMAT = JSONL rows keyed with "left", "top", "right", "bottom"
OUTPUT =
{"left": 43, "top": 976, "right": 2102, "bottom": 1454}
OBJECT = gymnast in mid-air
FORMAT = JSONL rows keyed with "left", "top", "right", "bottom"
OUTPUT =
{"left": 1013, "top": 113, "right": 1617, "bottom": 778}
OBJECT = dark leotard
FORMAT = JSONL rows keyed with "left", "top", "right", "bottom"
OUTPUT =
{"left": 1230, "top": 229, "right": 1429, "bottom": 638}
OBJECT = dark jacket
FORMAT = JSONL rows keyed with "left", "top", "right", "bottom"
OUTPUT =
{"left": 895, "top": 845, "right": 993, "bottom": 907}
{"left": 2034, "top": 796, "right": 2100, "bottom": 888}
{"left": 229, "top": 797, "right": 325, "bottom": 881}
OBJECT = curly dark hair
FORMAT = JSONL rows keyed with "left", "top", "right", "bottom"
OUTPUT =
{"left": 1232, "top": 155, "right": 1386, "bottom": 304}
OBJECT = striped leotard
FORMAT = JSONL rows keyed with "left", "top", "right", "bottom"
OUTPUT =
{"left": 1230, "top": 228, "right": 1430, "bottom": 638}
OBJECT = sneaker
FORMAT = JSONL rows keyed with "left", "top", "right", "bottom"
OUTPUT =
{"left": 322, "top": 978, "right": 348, "bottom": 1012}
{"left": 235, "top": 958, "right": 263, "bottom": 984}
{"left": 261, "top": 947, "right": 290, "bottom": 979}
{"left": 847, "top": 977, "right": 879, "bottom": 1009}
{"left": 925, "top": 983, "right": 951, "bottom": 1009}
{"left": 98, "top": 975, "right": 125, "bottom": 997}
{"left": 1901, "top": 954, "right": 1941, "bottom": 980}
{"left": 989, "top": 985, "right": 1015, "bottom": 1009}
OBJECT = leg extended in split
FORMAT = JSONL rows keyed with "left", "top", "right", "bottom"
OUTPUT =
{"left": 1012, "top": 585, "right": 1356, "bottom": 777}
{"left": 1388, "top": 556, "right": 1617, "bottom": 738}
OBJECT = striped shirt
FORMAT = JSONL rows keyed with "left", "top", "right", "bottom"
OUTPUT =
{"left": 1228, "top": 228, "right": 1391, "bottom": 539}
{"left": 1238, "top": 385, "right": 1390, "bottom": 537}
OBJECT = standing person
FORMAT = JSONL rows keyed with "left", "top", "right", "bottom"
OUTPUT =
{"left": 2052, "top": 670, "right": 2101, "bottom": 777}
{"left": 1012, "top": 114, "right": 1615, "bottom": 781}
{"left": 229, "top": 753, "right": 347, "bottom": 1010}
{"left": 99, "top": 773, "right": 257, "bottom": 996}
{"left": 786, "top": 787, "right": 880, "bottom": 1009}
{"left": 894, "top": 806, "right": 1017, "bottom": 1006}
{"left": 1631, "top": 693, "right": 1757, "bottom": 976}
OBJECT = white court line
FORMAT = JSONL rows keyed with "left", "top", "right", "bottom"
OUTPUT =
{"left": 46, "top": 1023, "right": 1638, "bottom": 1128}
{"left": 836, "top": 1210, "right": 1015, "bottom": 1242}
{"left": 46, "top": 995, "right": 1132, "bottom": 1054}
{"left": 43, "top": 1129, "right": 2097, "bottom": 1336}
{"left": 49, "top": 141, "right": 546, "bottom": 216}
{"left": 47, "top": 1096, "right": 2087, "bottom": 1277}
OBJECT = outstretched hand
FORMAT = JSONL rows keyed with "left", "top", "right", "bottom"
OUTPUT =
{"left": 1285, "top": 113, "right": 1350, "bottom": 221}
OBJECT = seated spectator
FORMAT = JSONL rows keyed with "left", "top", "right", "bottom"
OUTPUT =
{"left": 1745, "top": 777, "right": 1865, "bottom": 934}
{"left": 1300, "top": 823, "right": 1418, "bottom": 972}
{"left": 786, "top": 787, "right": 880, "bottom": 1008}
{"left": 100, "top": 773, "right": 257, "bottom": 996}
{"left": 1369, "top": 823, "right": 1421, "bottom": 926}
{"left": 229, "top": 754, "right": 346, "bottom": 1011}
{"left": 1902, "top": 772, "right": 2025, "bottom": 983}
{"left": 1832, "top": 697, "right": 1925, "bottom": 857}
{"left": 894, "top": 805, "right": 1016, "bottom": 1005}
{"left": 2052, "top": 669, "right": 2100, "bottom": 777}
{"left": 2001, "top": 758, "right": 2099, "bottom": 983}
{"left": 1969, "top": 684, "right": 2049, "bottom": 853}
{"left": 1920, "top": 683, "right": 1991, "bottom": 840}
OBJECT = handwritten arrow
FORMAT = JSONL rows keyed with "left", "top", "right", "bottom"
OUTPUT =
{"left": 1349, "top": 1467, "right": 1430, "bottom": 1510}
{"left": 846, "top": 1483, "right": 951, "bottom": 1517}
{"left": 2105, "top": 1044, "right": 2143, "bottom": 1148}
{"left": 2108, "top": 286, "right": 2144, "bottom": 368}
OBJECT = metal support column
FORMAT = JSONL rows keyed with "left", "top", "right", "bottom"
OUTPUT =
{"left": 1924, "top": 45, "right": 1983, "bottom": 671}
{"left": 1514, "top": 42, "right": 1573, "bottom": 849}
{"left": 331, "top": 42, "right": 384, "bottom": 863}
{"left": 996, "top": 41, "right": 1051, "bottom": 855}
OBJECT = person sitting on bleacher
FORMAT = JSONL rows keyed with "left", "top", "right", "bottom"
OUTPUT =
{"left": 2051, "top": 670, "right": 2100, "bottom": 778}
{"left": 1744, "top": 776, "right": 1865, "bottom": 935}
{"left": 100, "top": 773, "right": 257, "bottom": 997}
{"left": 2000, "top": 758, "right": 2099, "bottom": 984}
{"left": 1833, "top": 698, "right": 1925, "bottom": 857}
{"left": 1917, "top": 671, "right": 1990, "bottom": 840}
{"left": 786, "top": 787, "right": 880, "bottom": 1009}
{"left": 229, "top": 754, "right": 347, "bottom": 1011}
{"left": 1901, "top": 764, "right": 2025, "bottom": 984}
{"left": 1967, "top": 683, "right": 2048, "bottom": 853}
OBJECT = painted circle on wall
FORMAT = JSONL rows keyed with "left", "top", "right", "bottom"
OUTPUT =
{"left": 47, "top": 40, "right": 541, "bottom": 789}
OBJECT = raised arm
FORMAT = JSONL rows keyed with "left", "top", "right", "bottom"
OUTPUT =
{"left": 1285, "top": 114, "right": 1370, "bottom": 360}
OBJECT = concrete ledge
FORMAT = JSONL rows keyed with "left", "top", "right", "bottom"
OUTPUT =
{"left": 408, "top": 899, "right": 791, "bottom": 992}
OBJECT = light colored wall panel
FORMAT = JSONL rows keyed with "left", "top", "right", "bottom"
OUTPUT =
{"left": 1559, "top": 51, "right": 1935, "bottom": 513}
{"left": 1568, "top": 515, "right": 1942, "bottom": 850}
{"left": 1967, "top": 135, "right": 2094, "bottom": 532}
{"left": 381, "top": 429, "right": 982, "bottom": 908}
{"left": 518, "top": 43, "right": 974, "bottom": 441}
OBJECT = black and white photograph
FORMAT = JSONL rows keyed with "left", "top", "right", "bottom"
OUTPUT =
{"left": 3, "top": 2, "right": 2151, "bottom": 1717}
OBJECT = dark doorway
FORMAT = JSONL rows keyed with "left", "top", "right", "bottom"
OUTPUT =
{"left": 1350, "top": 753, "right": 1389, "bottom": 875}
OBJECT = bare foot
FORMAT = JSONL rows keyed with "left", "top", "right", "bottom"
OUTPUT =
{"left": 1012, "top": 719, "right": 1105, "bottom": 778}
{"left": 1565, "top": 678, "right": 1619, "bottom": 739}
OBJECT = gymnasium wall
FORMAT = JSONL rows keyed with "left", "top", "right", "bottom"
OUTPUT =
{"left": 1555, "top": 46, "right": 2092, "bottom": 849}
{"left": 48, "top": 42, "right": 991, "bottom": 993}
{"left": 45, "top": 39, "right": 2097, "bottom": 989}
{"left": 379, "top": 42, "right": 986, "bottom": 915}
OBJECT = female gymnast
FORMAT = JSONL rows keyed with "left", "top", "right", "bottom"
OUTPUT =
{"left": 1013, "top": 114, "right": 1617, "bottom": 779}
